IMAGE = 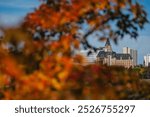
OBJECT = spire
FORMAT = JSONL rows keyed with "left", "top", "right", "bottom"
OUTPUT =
{"left": 105, "top": 38, "right": 111, "bottom": 46}
{"left": 104, "top": 38, "right": 112, "bottom": 52}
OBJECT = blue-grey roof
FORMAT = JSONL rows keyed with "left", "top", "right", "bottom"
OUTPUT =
{"left": 97, "top": 51, "right": 132, "bottom": 60}
{"left": 97, "top": 51, "right": 116, "bottom": 58}
{"left": 115, "top": 53, "right": 132, "bottom": 60}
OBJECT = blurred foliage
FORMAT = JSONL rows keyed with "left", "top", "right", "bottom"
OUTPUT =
{"left": 0, "top": 0, "right": 150, "bottom": 99}
{"left": 139, "top": 67, "right": 150, "bottom": 79}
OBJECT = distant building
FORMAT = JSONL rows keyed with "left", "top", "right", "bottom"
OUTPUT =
{"left": 96, "top": 39, "right": 133, "bottom": 68}
{"left": 123, "top": 47, "right": 137, "bottom": 66}
{"left": 144, "top": 54, "right": 150, "bottom": 67}
{"left": 77, "top": 49, "right": 98, "bottom": 65}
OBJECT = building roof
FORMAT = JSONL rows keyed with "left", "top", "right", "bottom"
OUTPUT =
{"left": 97, "top": 50, "right": 116, "bottom": 58}
{"left": 97, "top": 51, "right": 132, "bottom": 60}
{"left": 115, "top": 53, "right": 132, "bottom": 60}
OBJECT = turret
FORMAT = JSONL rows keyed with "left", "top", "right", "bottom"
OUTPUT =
{"left": 104, "top": 38, "right": 112, "bottom": 52}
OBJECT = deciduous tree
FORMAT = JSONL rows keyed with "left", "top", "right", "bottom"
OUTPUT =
{"left": 0, "top": 0, "right": 149, "bottom": 99}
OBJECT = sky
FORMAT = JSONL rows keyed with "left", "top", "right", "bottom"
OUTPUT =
{"left": 0, "top": 0, "right": 41, "bottom": 26}
{"left": 0, "top": 0, "right": 150, "bottom": 64}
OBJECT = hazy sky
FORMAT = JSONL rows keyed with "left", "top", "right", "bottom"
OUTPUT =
{"left": 0, "top": 0, "right": 150, "bottom": 64}
{"left": 0, "top": 0, "right": 40, "bottom": 26}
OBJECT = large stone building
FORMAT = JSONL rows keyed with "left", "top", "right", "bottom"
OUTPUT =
{"left": 96, "top": 39, "right": 134, "bottom": 68}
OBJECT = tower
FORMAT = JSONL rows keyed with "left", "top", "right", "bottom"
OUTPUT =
{"left": 104, "top": 38, "right": 112, "bottom": 52}
{"left": 104, "top": 39, "right": 112, "bottom": 66}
